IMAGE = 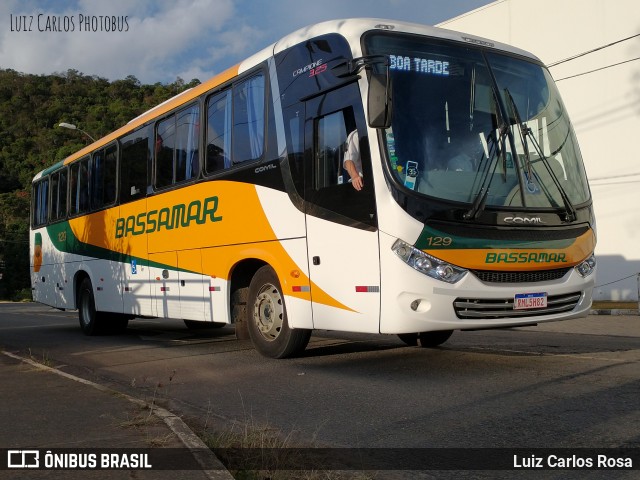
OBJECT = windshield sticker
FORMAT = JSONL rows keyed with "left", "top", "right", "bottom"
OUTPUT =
{"left": 390, "top": 55, "right": 449, "bottom": 76}
{"left": 404, "top": 161, "right": 418, "bottom": 190}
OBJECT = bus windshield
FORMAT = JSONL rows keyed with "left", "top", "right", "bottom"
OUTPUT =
{"left": 365, "top": 33, "right": 591, "bottom": 210}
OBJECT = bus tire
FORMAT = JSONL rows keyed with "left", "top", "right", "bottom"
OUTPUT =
{"left": 78, "top": 278, "right": 106, "bottom": 336}
{"left": 247, "top": 266, "right": 310, "bottom": 358}
{"left": 398, "top": 330, "right": 453, "bottom": 348}
{"left": 231, "top": 287, "right": 249, "bottom": 340}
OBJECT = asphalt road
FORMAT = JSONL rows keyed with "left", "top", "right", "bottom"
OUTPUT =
{"left": 1, "top": 302, "right": 639, "bottom": 479}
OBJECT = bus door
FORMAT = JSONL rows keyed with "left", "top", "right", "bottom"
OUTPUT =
{"left": 303, "top": 88, "right": 381, "bottom": 333}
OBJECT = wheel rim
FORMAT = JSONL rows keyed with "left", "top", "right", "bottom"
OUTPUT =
{"left": 252, "top": 283, "right": 283, "bottom": 341}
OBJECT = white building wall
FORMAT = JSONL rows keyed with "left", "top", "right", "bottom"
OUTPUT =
{"left": 439, "top": 0, "right": 640, "bottom": 301}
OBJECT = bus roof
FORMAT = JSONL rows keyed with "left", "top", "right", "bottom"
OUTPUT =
{"left": 272, "top": 18, "right": 539, "bottom": 62}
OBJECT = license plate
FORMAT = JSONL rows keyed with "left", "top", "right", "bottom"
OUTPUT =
{"left": 514, "top": 292, "right": 548, "bottom": 310}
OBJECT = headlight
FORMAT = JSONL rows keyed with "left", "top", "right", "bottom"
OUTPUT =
{"left": 392, "top": 239, "right": 467, "bottom": 283}
{"left": 575, "top": 254, "right": 596, "bottom": 278}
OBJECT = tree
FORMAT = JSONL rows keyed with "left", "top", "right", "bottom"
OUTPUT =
{"left": 0, "top": 68, "right": 195, "bottom": 299}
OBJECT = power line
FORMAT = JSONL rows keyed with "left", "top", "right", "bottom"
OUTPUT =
{"left": 555, "top": 56, "right": 640, "bottom": 81}
{"left": 589, "top": 172, "right": 640, "bottom": 182}
{"left": 548, "top": 33, "right": 640, "bottom": 67}
{"left": 595, "top": 273, "right": 638, "bottom": 288}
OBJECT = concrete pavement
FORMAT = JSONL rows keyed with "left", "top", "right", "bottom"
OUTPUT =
{"left": 0, "top": 350, "right": 232, "bottom": 479}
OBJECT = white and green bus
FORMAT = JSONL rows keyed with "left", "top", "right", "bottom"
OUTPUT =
{"left": 30, "top": 19, "right": 596, "bottom": 358}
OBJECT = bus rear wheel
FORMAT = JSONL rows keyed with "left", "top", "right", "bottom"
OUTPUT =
{"left": 78, "top": 278, "right": 129, "bottom": 335}
{"left": 78, "top": 278, "right": 105, "bottom": 335}
{"left": 247, "top": 266, "right": 310, "bottom": 359}
{"left": 398, "top": 330, "right": 454, "bottom": 348}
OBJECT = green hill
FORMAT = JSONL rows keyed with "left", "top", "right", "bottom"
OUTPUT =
{"left": 0, "top": 68, "right": 199, "bottom": 300}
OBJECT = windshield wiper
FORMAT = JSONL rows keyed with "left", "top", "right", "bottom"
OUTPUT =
{"left": 524, "top": 125, "right": 577, "bottom": 222}
{"left": 504, "top": 88, "right": 535, "bottom": 190}
{"left": 463, "top": 123, "right": 508, "bottom": 220}
{"left": 503, "top": 88, "right": 577, "bottom": 222}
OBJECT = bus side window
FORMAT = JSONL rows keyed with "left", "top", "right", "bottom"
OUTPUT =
{"left": 120, "top": 126, "right": 150, "bottom": 204}
{"left": 155, "top": 115, "right": 175, "bottom": 189}
{"left": 233, "top": 73, "right": 265, "bottom": 164}
{"left": 58, "top": 169, "right": 67, "bottom": 219}
{"left": 175, "top": 104, "right": 200, "bottom": 182}
{"left": 155, "top": 103, "right": 200, "bottom": 188}
{"left": 32, "top": 178, "right": 49, "bottom": 227}
{"left": 50, "top": 173, "right": 59, "bottom": 222}
{"left": 70, "top": 157, "right": 90, "bottom": 216}
{"left": 91, "top": 143, "right": 117, "bottom": 210}
{"left": 314, "top": 108, "right": 357, "bottom": 190}
{"left": 50, "top": 169, "right": 68, "bottom": 221}
{"left": 205, "top": 89, "right": 232, "bottom": 174}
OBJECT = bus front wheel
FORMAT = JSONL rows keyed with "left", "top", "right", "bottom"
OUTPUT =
{"left": 398, "top": 330, "right": 454, "bottom": 348}
{"left": 247, "top": 266, "right": 311, "bottom": 359}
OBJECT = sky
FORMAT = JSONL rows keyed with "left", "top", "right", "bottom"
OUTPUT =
{"left": 0, "top": 0, "right": 493, "bottom": 84}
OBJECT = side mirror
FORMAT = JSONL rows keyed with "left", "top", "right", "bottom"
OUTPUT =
{"left": 368, "top": 72, "right": 392, "bottom": 129}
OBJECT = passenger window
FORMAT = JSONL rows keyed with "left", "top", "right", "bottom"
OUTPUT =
{"left": 176, "top": 105, "right": 200, "bottom": 182}
{"left": 155, "top": 103, "right": 200, "bottom": 188}
{"left": 70, "top": 157, "right": 90, "bottom": 216}
{"left": 120, "top": 126, "right": 150, "bottom": 204}
{"left": 155, "top": 115, "right": 176, "bottom": 189}
{"left": 205, "top": 89, "right": 232, "bottom": 173}
{"left": 50, "top": 169, "right": 68, "bottom": 221}
{"left": 91, "top": 144, "right": 117, "bottom": 210}
{"left": 233, "top": 74, "right": 265, "bottom": 164}
{"left": 32, "top": 178, "right": 49, "bottom": 227}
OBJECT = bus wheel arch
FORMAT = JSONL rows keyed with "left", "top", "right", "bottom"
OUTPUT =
{"left": 229, "top": 258, "right": 267, "bottom": 340}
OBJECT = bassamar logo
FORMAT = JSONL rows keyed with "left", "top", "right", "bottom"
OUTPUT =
{"left": 115, "top": 196, "right": 222, "bottom": 239}
{"left": 485, "top": 252, "right": 567, "bottom": 264}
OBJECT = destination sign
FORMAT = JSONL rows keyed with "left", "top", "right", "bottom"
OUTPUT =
{"left": 389, "top": 55, "right": 449, "bottom": 76}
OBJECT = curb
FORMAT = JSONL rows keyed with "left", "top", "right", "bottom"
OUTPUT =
{"left": 1, "top": 350, "right": 233, "bottom": 480}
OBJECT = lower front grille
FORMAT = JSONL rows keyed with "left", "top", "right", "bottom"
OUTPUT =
{"left": 454, "top": 292, "right": 582, "bottom": 319}
{"left": 471, "top": 268, "right": 571, "bottom": 284}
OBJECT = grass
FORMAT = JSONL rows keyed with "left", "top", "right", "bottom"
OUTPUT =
{"left": 27, "top": 348, "right": 54, "bottom": 367}
{"left": 198, "top": 412, "right": 376, "bottom": 480}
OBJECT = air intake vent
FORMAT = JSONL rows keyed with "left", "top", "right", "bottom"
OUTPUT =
{"left": 471, "top": 268, "right": 571, "bottom": 284}
{"left": 454, "top": 292, "right": 582, "bottom": 319}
